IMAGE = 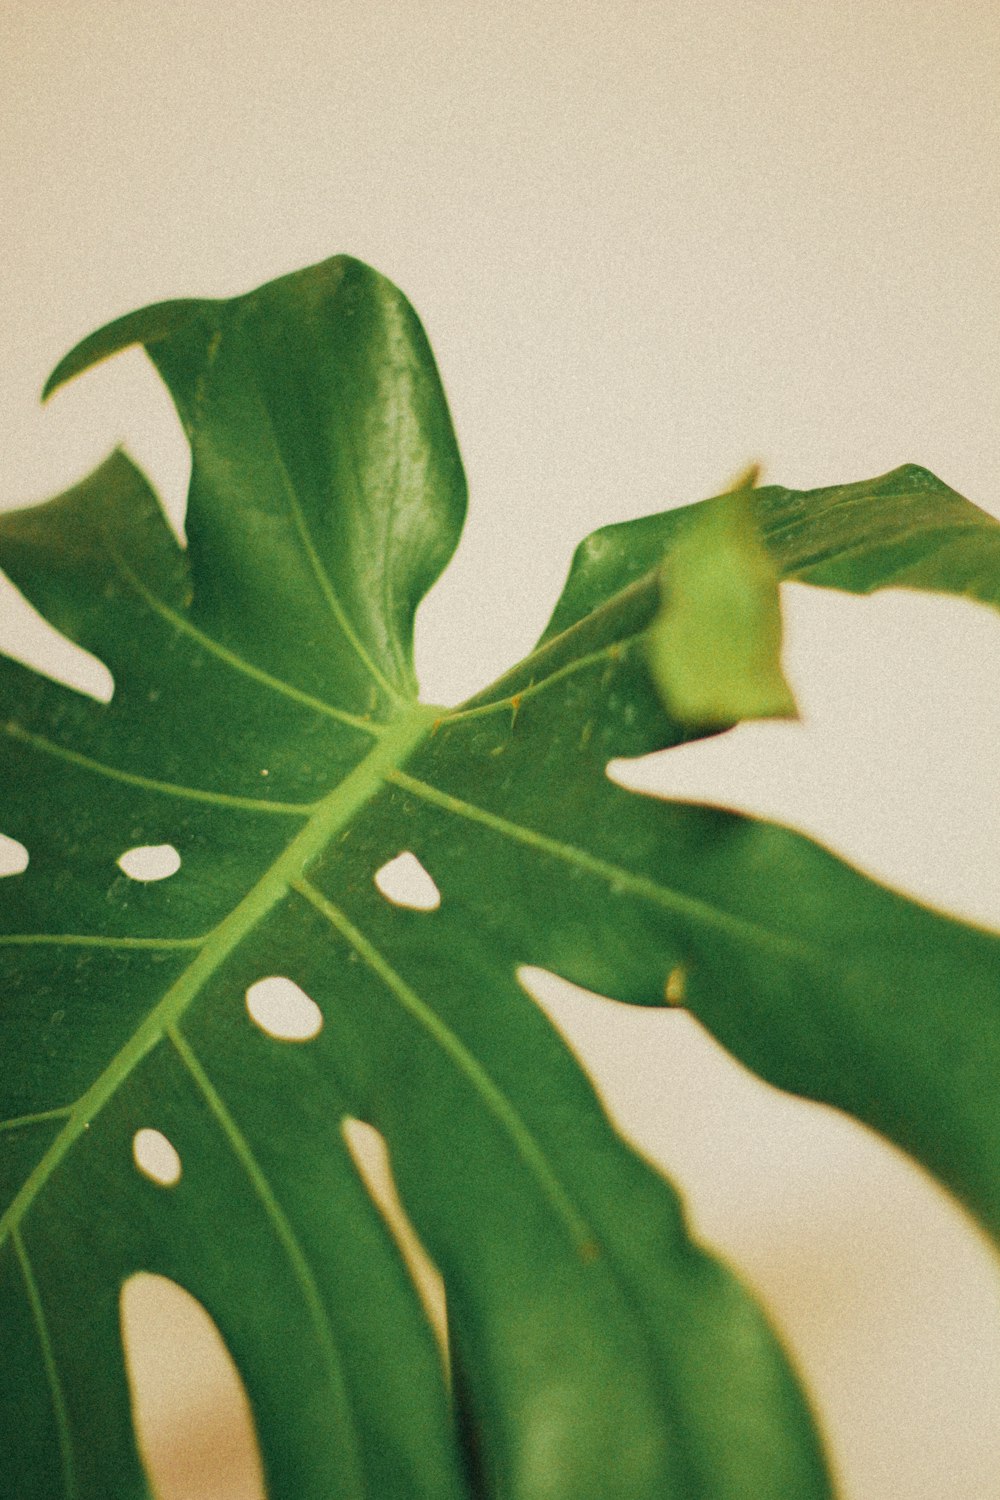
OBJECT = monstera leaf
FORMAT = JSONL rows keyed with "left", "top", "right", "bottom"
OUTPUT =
{"left": 2, "top": 257, "right": 999, "bottom": 1500}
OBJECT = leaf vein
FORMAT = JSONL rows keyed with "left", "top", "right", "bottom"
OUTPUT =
{"left": 444, "top": 632, "right": 647, "bottom": 726}
{"left": 388, "top": 771, "right": 815, "bottom": 964}
{"left": 0, "top": 705, "right": 438, "bottom": 1251}
{"left": 290, "top": 877, "right": 595, "bottom": 1252}
{"left": 0, "top": 933, "right": 208, "bottom": 950}
{"left": 2, "top": 720, "right": 315, "bottom": 814}
{"left": 13, "top": 1228, "right": 76, "bottom": 1499}
{"left": 103, "top": 543, "right": 381, "bottom": 733}
{"left": 0, "top": 1107, "right": 73, "bottom": 1135}
{"left": 253, "top": 388, "right": 404, "bottom": 706}
{"left": 167, "top": 1024, "right": 366, "bottom": 1498}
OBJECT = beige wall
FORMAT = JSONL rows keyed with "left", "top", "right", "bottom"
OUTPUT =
{"left": 2, "top": 2, "right": 999, "bottom": 1495}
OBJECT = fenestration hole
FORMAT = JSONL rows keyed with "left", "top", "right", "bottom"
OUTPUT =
{"left": 133, "top": 1128, "right": 182, "bottom": 1187}
{"left": 0, "top": 833, "right": 28, "bottom": 877}
{"left": 118, "top": 844, "right": 181, "bottom": 882}
{"left": 246, "top": 977, "right": 323, "bottom": 1041}
{"left": 342, "top": 1118, "right": 447, "bottom": 1359}
{"left": 374, "top": 852, "right": 441, "bottom": 911}
{"left": 0, "top": 570, "right": 115, "bottom": 702}
{"left": 120, "top": 1273, "right": 265, "bottom": 1500}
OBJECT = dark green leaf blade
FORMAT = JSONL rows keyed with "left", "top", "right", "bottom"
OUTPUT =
{"left": 11, "top": 255, "right": 998, "bottom": 1500}
{"left": 2, "top": 260, "right": 473, "bottom": 1499}
{"left": 1, "top": 259, "right": 839, "bottom": 1498}
{"left": 502, "top": 458, "right": 1000, "bottom": 1249}
{"left": 542, "top": 463, "right": 1000, "bottom": 644}
{"left": 44, "top": 256, "right": 467, "bottom": 711}
{"left": 283, "top": 809, "right": 833, "bottom": 1499}
{"left": 418, "top": 602, "right": 1000, "bottom": 1248}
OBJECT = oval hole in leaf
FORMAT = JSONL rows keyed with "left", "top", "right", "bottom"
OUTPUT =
{"left": 0, "top": 833, "right": 28, "bottom": 877}
{"left": 373, "top": 851, "right": 441, "bottom": 911}
{"left": 245, "top": 976, "right": 323, "bottom": 1042}
{"left": 342, "top": 1117, "right": 448, "bottom": 1361}
{"left": 120, "top": 1273, "right": 265, "bottom": 1500}
{"left": 118, "top": 844, "right": 181, "bottom": 882}
{"left": 132, "top": 1128, "right": 182, "bottom": 1187}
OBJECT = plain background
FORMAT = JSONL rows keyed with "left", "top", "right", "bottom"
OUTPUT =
{"left": 2, "top": 2, "right": 1000, "bottom": 1496}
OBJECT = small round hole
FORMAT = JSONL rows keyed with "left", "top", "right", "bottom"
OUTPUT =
{"left": 133, "top": 1128, "right": 182, "bottom": 1186}
{"left": 374, "top": 852, "right": 441, "bottom": 911}
{"left": 246, "top": 977, "right": 323, "bottom": 1041}
{"left": 0, "top": 833, "right": 28, "bottom": 877}
{"left": 118, "top": 844, "right": 181, "bottom": 882}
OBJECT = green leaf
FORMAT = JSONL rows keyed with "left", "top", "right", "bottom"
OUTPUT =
{"left": 525, "top": 456, "right": 1000, "bottom": 1249}
{"left": 541, "top": 460, "right": 1000, "bottom": 643}
{"left": 2, "top": 254, "right": 998, "bottom": 1500}
{"left": 43, "top": 256, "right": 467, "bottom": 710}
{"left": 646, "top": 467, "right": 798, "bottom": 729}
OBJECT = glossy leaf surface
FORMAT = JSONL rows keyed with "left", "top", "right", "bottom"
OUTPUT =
{"left": 1, "top": 255, "right": 998, "bottom": 1500}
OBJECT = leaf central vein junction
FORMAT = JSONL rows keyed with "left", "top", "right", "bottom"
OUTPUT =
{"left": 0, "top": 704, "right": 439, "bottom": 1251}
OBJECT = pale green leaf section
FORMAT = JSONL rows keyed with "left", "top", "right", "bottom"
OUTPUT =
{"left": 646, "top": 471, "right": 797, "bottom": 729}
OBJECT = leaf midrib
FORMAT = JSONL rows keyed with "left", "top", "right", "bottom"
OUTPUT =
{"left": 252, "top": 386, "right": 406, "bottom": 706}
{"left": 0, "top": 702, "right": 439, "bottom": 1250}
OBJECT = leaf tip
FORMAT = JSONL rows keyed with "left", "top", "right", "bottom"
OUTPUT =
{"left": 727, "top": 460, "right": 764, "bottom": 494}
